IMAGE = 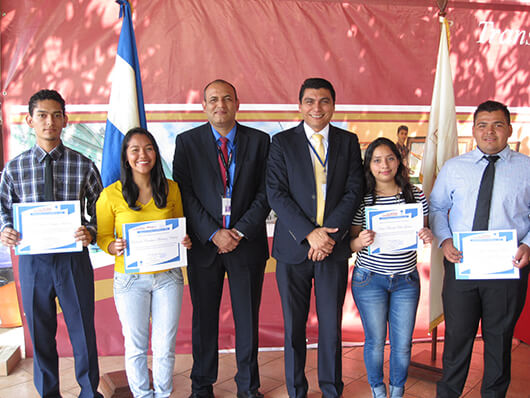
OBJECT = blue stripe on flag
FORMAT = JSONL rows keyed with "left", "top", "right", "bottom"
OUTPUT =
{"left": 102, "top": 121, "right": 125, "bottom": 187}
{"left": 102, "top": 0, "right": 147, "bottom": 187}
{"left": 116, "top": 0, "right": 146, "bottom": 129}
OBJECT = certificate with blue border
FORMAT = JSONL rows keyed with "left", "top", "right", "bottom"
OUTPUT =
{"left": 123, "top": 217, "right": 187, "bottom": 274}
{"left": 365, "top": 203, "right": 423, "bottom": 255}
{"left": 453, "top": 229, "right": 519, "bottom": 280}
{"left": 13, "top": 201, "right": 82, "bottom": 255}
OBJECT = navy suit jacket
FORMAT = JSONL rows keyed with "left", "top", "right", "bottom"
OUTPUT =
{"left": 173, "top": 122, "right": 270, "bottom": 267}
{"left": 266, "top": 122, "right": 364, "bottom": 264}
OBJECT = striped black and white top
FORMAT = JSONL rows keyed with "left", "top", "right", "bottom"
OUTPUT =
{"left": 352, "top": 186, "right": 428, "bottom": 275}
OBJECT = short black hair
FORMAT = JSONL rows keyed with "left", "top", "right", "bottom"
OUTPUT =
{"left": 474, "top": 100, "right": 511, "bottom": 125}
{"left": 203, "top": 79, "right": 238, "bottom": 101}
{"left": 397, "top": 125, "right": 409, "bottom": 133}
{"left": 28, "top": 89, "right": 66, "bottom": 116}
{"left": 299, "top": 78, "right": 336, "bottom": 104}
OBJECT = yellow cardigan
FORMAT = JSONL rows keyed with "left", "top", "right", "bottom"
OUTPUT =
{"left": 96, "top": 180, "right": 184, "bottom": 274}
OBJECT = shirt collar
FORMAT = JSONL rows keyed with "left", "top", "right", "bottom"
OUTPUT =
{"left": 472, "top": 144, "right": 510, "bottom": 163}
{"left": 303, "top": 122, "right": 329, "bottom": 143}
{"left": 210, "top": 123, "right": 237, "bottom": 146}
{"left": 33, "top": 142, "right": 64, "bottom": 163}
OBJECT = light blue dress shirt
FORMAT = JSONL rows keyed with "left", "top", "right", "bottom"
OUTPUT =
{"left": 429, "top": 145, "right": 530, "bottom": 248}
{"left": 210, "top": 124, "right": 236, "bottom": 230}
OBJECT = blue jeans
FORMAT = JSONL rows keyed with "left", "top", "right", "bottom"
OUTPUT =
{"left": 114, "top": 268, "right": 184, "bottom": 398}
{"left": 352, "top": 267, "right": 420, "bottom": 390}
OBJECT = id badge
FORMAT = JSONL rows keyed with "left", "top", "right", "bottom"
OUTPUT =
{"left": 322, "top": 184, "right": 327, "bottom": 200}
{"left": 222, "top": 197, "right": 231, "bottom": 216}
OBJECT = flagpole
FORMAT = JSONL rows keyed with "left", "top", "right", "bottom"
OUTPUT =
{"left": 409, "top": 0, "right": 459, "bottom": 380}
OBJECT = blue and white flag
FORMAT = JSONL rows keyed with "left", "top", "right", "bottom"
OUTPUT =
{"left": 102, "top": 0, "right": 146, "bottom": 187}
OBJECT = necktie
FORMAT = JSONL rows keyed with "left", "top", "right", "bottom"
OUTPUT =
{"left": 218, "top": 137, "right": 229, "bottom": 192}
{"left": 44, "top": 153, "right": 54, "bottom": 201}
{"left": 313, "top": 134, "right": 326, "bottom": 226}
{"left": 472, "top": 155, "right": 499, "bottom": 231}
{"left": 218, "top": 137, "right": 229, "bottom": 228}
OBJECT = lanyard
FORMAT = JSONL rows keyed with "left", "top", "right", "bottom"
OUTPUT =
{"left": 217, "top": 144, "right": 233, "bottom": 195}
{"left": 307, "top": 138, "right": 328, "bottom": 170}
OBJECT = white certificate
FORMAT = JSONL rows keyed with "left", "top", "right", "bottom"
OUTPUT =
{"left": 365, "top": 203, "right": 423, "bottom": 255}
{"left": 453, "top": 229, "right": 519, "bottom": 280}
{"left": 123, "top": 218, "right": 187, "bottom": 274}
{"left": 13, "top": 201, "right": 82, "bottom": 255}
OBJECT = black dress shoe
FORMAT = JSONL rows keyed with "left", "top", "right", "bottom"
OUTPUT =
{"left": 237, "top": 390, "right": 264, "bottom": 398}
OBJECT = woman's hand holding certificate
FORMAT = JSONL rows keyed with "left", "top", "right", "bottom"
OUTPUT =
{"left": 122, "top": 217, "right": 188, "bottom": 274}
{"left": 365, "top": 203, "right": 423, "bottom": 254}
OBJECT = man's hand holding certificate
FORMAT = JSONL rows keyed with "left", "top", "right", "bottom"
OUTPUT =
{"left": 453, "top": 229, "right": 519, "bottom": 280}
{"left": 122, "top": 217, "right": 187, "bottom": 274}
{"left": 365, "top": 203, "right": 424, "bottom": 254}
{"left": 13, "top": 201, "right": 83, "bottom": 255}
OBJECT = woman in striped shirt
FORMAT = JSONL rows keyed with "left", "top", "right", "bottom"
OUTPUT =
{"left": 350, "top": 138, "right": 433, "bottom": 398}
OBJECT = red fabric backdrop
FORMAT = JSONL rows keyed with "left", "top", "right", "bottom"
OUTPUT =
{"left": 1, "top": 0, "right": 529, "bottom": 355}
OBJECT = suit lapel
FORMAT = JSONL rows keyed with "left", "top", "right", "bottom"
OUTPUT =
{"left": 326, "top": 126, "right": 340, "bottom": 189}
{"left": 200, "top": 123, "right": 224, "bottom": 193}
{"left": 232, "top": 123, "right": 247, "bottom": 188}
{"left": 294, "top": 122, "right": 316, "bottom": 193}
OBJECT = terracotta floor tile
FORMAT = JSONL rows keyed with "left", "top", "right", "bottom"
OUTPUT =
{"left": 264, "top": 384, "right": 289, "bottom": 397}
{"left": 258, "top": 356, "right": 285, "bottom": 380}
{"left": 342, "top": 378, "right": 373, "bottom": 397}
{"left": 98, "top": 355, "right": 126, "bottom": 374}
{"left": 0, "top": 339, "right": 528, "bottom": 398}
{"left": 461, "top": 385, "right": 481, "bottom": 397}
{"left": 304, "top": 348, "right": 319, "bottom": 371}
{"left": 305, "top": 367, "right": 320, "bottom": 393}
{"left": 170, "top": 374, "right": 191, "bottom": 397}
{"left": 173, "top": 353, "right": 194, "bottom": 375}
{"left": 0, "top": 364, "right": 32, "bottom": 389}
{"left": 344, "top": 346, "right": 364, "bottom": 361}
{"left": 342, "top": 356, "right": 367, "bottom": 381}
{"left": 404, "top": 379, "right": 437, "bottom": 397}
{"left": 258, "top": 349, "right": 284, "bottom": 365}
{"left": 259, "top": 374, "right": 285, "bottom": 395}
{"left": 0, "top": 380, "right": 41, "bottom": 398}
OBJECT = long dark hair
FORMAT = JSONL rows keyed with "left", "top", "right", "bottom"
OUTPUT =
{"left": 363, "top": 137, "right": 415, "bottom": 205}
{"left": 120, "top": 127, "right": 168, "bottom": 210}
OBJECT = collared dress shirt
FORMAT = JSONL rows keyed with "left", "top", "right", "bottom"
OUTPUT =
{"left": 429, "top": 145, "right": 530, "bottom": 247}
{"left": 0, "top": 142, "right": 103, "bottom": 240}
{"left": 303, "top": 122, "right": 329, "bottom": 168}
{"left": 210, "top": 124, "right": 236, "bottom": 234}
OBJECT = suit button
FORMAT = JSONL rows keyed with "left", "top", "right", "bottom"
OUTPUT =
{"left": 311, "top": 217, "right": 315, "bottom": 222}
{"left": 311, "top": 194, "right": 316, "bottom": 200}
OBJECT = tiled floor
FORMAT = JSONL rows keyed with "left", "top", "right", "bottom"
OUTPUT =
{"left": 1, "top": 339, "right": 529, "bottom": 397}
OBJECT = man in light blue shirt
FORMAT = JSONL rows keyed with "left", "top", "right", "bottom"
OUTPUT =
{"left": 429, "top": 100, "right": 529, "bottom": 398}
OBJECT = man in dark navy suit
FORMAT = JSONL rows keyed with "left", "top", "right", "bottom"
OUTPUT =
{"left": 266, "top": 78, "right": 364, "bottom": 398}
{"left": 173, "top": 80, "right": 270, "bottom": 398}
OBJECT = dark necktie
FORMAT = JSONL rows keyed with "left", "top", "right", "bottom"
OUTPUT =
{"left": 217, "top": 137, "right": 229, "bottom": 228}
{"left": 472, "top": 155, "right": 499, "bottom": 231}
{"left": 44, "top": 153, "right": 54, "bottom": 201}
{"left": 218, "top": 137, "right": 229, "bottom": 192}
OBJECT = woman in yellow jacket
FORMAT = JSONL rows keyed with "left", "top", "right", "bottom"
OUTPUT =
{"left": 97, "top": 127, "right": 190, "bottom": 398}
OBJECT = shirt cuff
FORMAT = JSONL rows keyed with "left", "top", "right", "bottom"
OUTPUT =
{"left": 209, "top": 229, "right": 219, "bottom": 241}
